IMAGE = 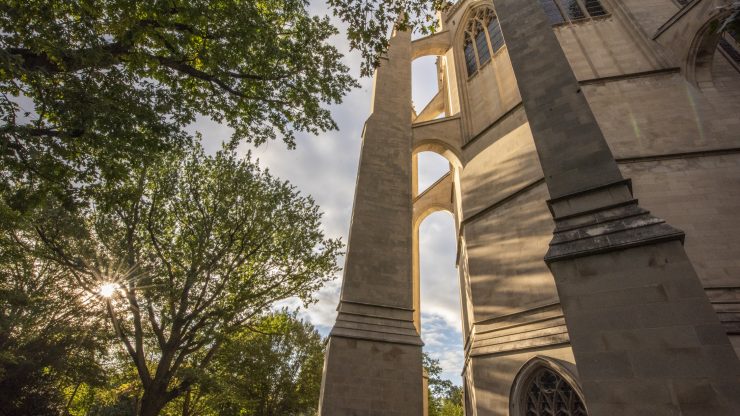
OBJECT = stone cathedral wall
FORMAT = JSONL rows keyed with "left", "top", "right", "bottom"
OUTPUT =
{"left": 436, "top": 0, "right": 740, "bottom": 414}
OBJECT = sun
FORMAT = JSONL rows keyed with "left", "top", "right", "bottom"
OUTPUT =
{"left": 99, "top": 282, "right": 120, "bottom": 298}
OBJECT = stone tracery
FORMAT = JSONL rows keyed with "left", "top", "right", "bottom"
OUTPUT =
{"left": 463, "top": 8, "right": 504, "bottom": 76}
{"left": 523, "top": 368, "right": 587, "bottom": 416}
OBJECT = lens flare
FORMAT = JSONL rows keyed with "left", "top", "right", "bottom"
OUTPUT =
{"left": 99, "top": 282, "right": 119, "bottom": 298}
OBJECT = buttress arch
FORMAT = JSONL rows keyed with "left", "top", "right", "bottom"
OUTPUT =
{"left": 685, "top": 7, "right": 738, "bottom": 89}
{"left": 411, "top": 146, "right": 461, "bottom": 333}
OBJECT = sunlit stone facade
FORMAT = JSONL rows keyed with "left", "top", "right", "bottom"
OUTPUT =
{"left": 319, "top": 1, "right": 740, "bottom": 414}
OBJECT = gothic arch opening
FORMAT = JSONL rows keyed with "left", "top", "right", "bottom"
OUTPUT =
{"left": 687, "top": 11, "right": 740, "bottom": 90}
{"left": 410, "top": 36, "right": 458, "bottom": 123}
{"left": 418, "top": 211, "right": 463, "bottom": 380}
{"left": 509, "top": 356, "right": 588, "bottom": 416}
{"left": 416, "top": 151, "right": 450, "bottom": 195}
{"left": 412, "top": 56, "right": 443, "bottom": 121}
{"left": 417, "top": 211, "right": 467, "bottom": 413}
{"left": 412, "top": 149, "right": 465, "bottom": 396}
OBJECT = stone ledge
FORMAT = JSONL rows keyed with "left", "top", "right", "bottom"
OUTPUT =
{"left": 329, "top": 326, "right": 424, "bottom": 346}
{"left": 329, "top": 300, "right": 422, "bottom": 346}
{"left": 470, "top": 332, "right": 570, "bottom": 357}
{"left": 545, "top": 182, "right": 686, "bottom": 264}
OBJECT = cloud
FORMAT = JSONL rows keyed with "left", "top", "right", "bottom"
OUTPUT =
{"left": 421, "top": 312, "right": 465, "bottom": 384}
{"left": 273, "top": 277, "right": 343, "bottom": 334}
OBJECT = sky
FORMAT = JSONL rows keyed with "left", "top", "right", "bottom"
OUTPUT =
{"left": 193, "top": 4, "right": 464, "bottom": 385}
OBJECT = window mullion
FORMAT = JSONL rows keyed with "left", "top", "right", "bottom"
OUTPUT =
{"left": 553, "top": 0, "right": 570, "bottom": 23}
{"left": 484, "top": 26, "right": 495, "bottom": 58}
{"left": 574, "top": 0, "right": 590, "bottom": 18}
{"left": 469, "top": 30, "right": 481, "bottom": 73}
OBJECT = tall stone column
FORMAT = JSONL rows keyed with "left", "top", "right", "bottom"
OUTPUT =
{"left": 318, "top": 30, "right": 424, "bottom": 416}
{"left": 492, "top": 0, "right": 740, "bottom": 414}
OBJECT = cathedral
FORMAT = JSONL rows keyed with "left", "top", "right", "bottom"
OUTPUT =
{"left": 319, "top": 0, "right": 740, "bottom": 414}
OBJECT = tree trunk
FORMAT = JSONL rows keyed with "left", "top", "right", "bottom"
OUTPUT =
{"left": 139, "top": 385, "right": 170, "bottom": 416}
{"left": 181, "top": 388, "right": 191, "bottom": 416}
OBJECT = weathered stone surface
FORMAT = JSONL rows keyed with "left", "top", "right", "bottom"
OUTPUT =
{"left": 319, "top": 29, "right": 424, "bottom": 415}
{"left": 320, "top": 0, "right": 740, "bottom": 414}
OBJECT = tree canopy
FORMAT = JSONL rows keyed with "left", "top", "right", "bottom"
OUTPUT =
{"left": 198, "top": 310, "right": 325, "bottom": 416}
{"left": 0, "top": 244, "right": 107, "bottom": 415}
{"left": 1, "top": 2, "right": 352, "bottom": 414}
{"left": 21, "top": 143, "right": 341, "bottom": 415}
{"left": 424, "top": 353, "right": 464, "bottom": 416}
{"left": 327, "top": 0, "right": 444, "bottom": 75}
{"left": 58, "top": 310, "right": 327, "bottom": 416}
{"left": 0, "top": 0, "right": 358, "bottom": 221}
{"left": 0, "top": 147, "right": 341, "bottom": 416}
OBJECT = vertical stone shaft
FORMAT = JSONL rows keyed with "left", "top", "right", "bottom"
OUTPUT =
{"left": 493, "top": 0, "right": 623, "bottom": 198}
{"left": 493, "top": 0, "right": 740, "bottom": 414}
{"left": 318, "top": 30, "right": 424, "bottom": 416}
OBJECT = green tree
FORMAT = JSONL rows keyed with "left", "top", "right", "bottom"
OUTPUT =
{"left": 187, "top": 310, "right": 325, "bottom": 416}
{"left": 423, "top": 353, "right": 464, "bottom": 416}
{"left": 31, "top": 144, "right": 342, "bottom": 416}
{"left": 327, "top": 0, "right": 445, "bottom": 75}
{"left": 0, "top": 0, "right": 357, "bottom": 224}
{"left": 0, "top": 238, "right": 107, "bottom": 415}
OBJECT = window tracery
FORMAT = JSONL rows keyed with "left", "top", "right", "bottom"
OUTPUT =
{"left": 463, "top": 8, "right": 505, "bottom": 76}
{"left": 523, "top": 367, "right": 587, "bottom": 416}
{"left": 537, "top": 0, "right": 608, "bottom": 25}
{"left": 719, "top": 28, "right": 740, "bottom": 66}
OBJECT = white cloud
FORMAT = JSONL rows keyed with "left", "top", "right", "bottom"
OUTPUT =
{"left": 422, "top": 313, "right": 465, "bottom": 384}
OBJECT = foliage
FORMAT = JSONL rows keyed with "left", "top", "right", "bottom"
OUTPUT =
{"left": 0, "top": 0, "right": 358, "bottom": 230}
{"left": 327, "top": 0, "right": 447, "bottom": 76}
{"left": 0, "top": 235, "right": 107, "bottom": 415}
{"left": 62, "top": 349, "right": 143, "bottom": 416}
{"left": 178, "top": 310, "right": 325, "bottom": 416}
{"left": 28, "top": 143, "right": 341, "bottom": 415}
{"left": 423, "top": 353, "right": 464, "bottom": 416}
{"left": 0, "top": 1, "right": 350, "bottom": 414}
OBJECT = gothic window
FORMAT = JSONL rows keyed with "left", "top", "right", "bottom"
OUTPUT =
{"left": 464, "top": 33, "right": 477, "bottom": 76}
{"left": 719, "top": 27, "right": 740, "bottom": 66}
{"left": 582, "top": 0, "right": 608, "bottom": 17}
{"left": 523, "top": 368, "right": 587, "bottom": 416}
{"left": 537, "top": 0, "right": 608, "bottom": 25}
{"left": 538, "top": 0, "right": 566, "bottom": 25}
{"left": 475, "top": 20, "right": 491, "bottom": 65}
{"left": 559, "top": 0, "right": 586, "bottom": 21}
{"left": 463, "top": 8, "right": 505, "bottom": 77}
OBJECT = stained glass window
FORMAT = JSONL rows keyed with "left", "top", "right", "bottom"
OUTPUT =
{"left": 476, "top": 21, "right": 491, "bottom": 66}
{"left": 464, "top": 33, "right": 477, "bottom": 76}
{"left": 538, "top": 0, "right": 566, "bottom": 25}
{"left": 488, "top": 16, "right": 505, "bottom": 52}
{"left": 537, "top": 0, "right": 608, "bottom": 25}
{"left": 558, "top": 0, "right": 586, "bottom": 21}
{"left": 583, "top": 0, "right": 607, "bottom": 17}
{"left": 718, "top": 27, "right": 740, "bottom": 66}
{"left": 524, "top": 368, "right": 588, "bottom": 416}
{"left": 463, "top": 8, "right": 506, "bottom": 77}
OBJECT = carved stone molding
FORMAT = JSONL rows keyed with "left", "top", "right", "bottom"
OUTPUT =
{"left": 545, "top": 180, "right": 685, "bottom": 264}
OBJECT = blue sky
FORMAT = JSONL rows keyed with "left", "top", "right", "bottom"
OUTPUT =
{"left": 194, "top": 4, "right": 464, "bottom": 385}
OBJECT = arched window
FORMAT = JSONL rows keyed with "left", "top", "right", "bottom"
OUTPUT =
{"left": 510, "top": 356, "right": 588, "bottom": 416}
{"left": 719, "top": 27, "right": 740, "bottom": 67}
{"left": 537, "top": 0, "right": 608, "bottom": 26}
{"left": 463, "top": 8, "right": 505, "bottom": 77}
{"left": 523, "top": 367, "right": 587, "bottom": 416}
